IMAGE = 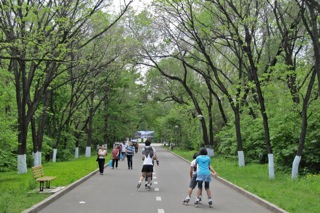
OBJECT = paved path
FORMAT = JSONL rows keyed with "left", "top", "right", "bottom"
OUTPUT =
{"left": 24, "top": 145, "right": 287, "bottom": 213}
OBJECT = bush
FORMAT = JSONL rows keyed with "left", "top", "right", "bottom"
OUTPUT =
{"left": 0, "top": 149, "right": 16, "bottom": 172}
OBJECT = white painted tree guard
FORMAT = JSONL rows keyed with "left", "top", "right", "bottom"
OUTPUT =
{"left": 85, "top": 146, "right": 91, "bottom": 157}
{"left": 52, "top": 149, "right": 57, "bottom": 162}
{"left": 238, "top": 151, "right": 245, "bottom": 166}
{"left": 292, "top": 155, "right": 301, "bottom": 180}
{"left": 206, "top": 147, "right": 214, "bottom": 157}
{"left": 17, "top": 154, "right": 27, "bottom": 174}
{"left": 38, "top": 151, "right": 42, "bottom": 165}
{"left": 33, "top": 151, "right": 41, "bottom": 166}
{"left": 268, "top": 154, "right": 275, "bottom": 179}
{"left": 74, "top": 147, "right": 79, "bottom": 159}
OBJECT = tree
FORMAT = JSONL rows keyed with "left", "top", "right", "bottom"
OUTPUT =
{"left": 291, "top": 0, "right": 320, "bottom": 179}
{"left": 0, "top": 0, "right": 132, "bottom": 173}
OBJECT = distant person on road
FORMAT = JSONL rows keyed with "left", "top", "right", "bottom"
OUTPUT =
{"left": 136, "top": 140, "right": 159, "bottom": 190}
{"left": 182, "top": 152, "right": 202, "bottom": 205}
{"left": 134, "top": 142, "right": 139, "bottom": 153}
{"left": 125, "top": 141, "right": 135, "bottom": 169}
{"left": 194, "top": 147, "right": 218, "bottom": 207}
{"left": 111, "top": 145, "right": 120, "bottom": 169}
{"left": 121, "top": 141, "right": 127, "bottom": 161}
{"left": 97, "top": 145, "right": 107, "bottom": 175}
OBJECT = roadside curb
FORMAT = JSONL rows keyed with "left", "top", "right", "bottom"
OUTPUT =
{"left": 22, "top": 165, "right": 108, "bottom": 213}
{"left": 168, "top": 149, "right": 289, "bottom": 213}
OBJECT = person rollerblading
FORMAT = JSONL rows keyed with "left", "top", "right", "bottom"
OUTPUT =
{"left": 193, "top": 148, "right": 218, "bottom": 208}
{"left": 208, "top": 198, "right": 213, "bottom": 208}
{"left": 194, "top": 197, "right": 200, "bottom": 208}
{"left": 136, "top": 140, "right": 159, "bottom": 191}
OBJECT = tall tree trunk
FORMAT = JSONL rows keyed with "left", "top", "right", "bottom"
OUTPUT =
{"left": 293, "top": 0, "right": 320, "bottom": 179}
{"left": 16, "top": 58, "right": 28, "bottom": 174}
{"left": 31, "top": 118, "right": 40, "bottom": 166}
{"left": 206, "top": 92, "right": 214, "bottom": 156}
{"left": 31, "top": 92, "right": 49, "bottom": 166}
{"left": 244, "top": 26, "right": 274, "bottom": 178}
{"left": 234, "top": 108, "right": 245, "bottom": 166}
{"left": 74, "top": 131, "right": 81, "bottom": 159}
{"left": 86, "top": 92, "right": 99, "bottom": 157}
{"left": 292, "top": 68, "right": 317, "bottom": 179}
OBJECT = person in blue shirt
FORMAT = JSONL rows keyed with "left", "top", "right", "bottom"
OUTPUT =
{"left": 194, "top": 147, "right": 218, "bottom": 207}
{"left": 125, "top": 141, "right": 135, "bottom": 169}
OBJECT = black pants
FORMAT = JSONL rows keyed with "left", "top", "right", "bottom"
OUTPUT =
{"left": 112, "top": 159, "right": 119, "bottom": 168}
{"left": 127, "top": 155, "right": 133, "bottom": 168}
{"left": 98, "top": 158, "right": 105, "bottom": 174}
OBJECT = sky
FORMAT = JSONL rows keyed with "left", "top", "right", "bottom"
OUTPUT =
{"left": 111, "top": 0, "right": 151, "bottom": 13}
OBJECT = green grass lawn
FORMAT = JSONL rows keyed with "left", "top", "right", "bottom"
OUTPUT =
{"left": 1, "top": 150, "right": 319, "bottom": 213}
{"left": 0, "top": 155, "right": 102, "bottom": 213}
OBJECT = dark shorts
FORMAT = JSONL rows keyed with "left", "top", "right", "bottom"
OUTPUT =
{"left": 189, "top": 174, "right": 197, "bottom": 189}
{"left": 141, "top": 165, "right": 153, "bottom": 173}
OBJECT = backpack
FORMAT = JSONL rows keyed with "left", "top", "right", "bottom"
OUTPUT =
{"left": 143, "top": 146, "right": 154, "bottom": 158}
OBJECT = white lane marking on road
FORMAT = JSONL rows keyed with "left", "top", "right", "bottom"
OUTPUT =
{"left": 79, "top": 201, "right": 86, "bottom": 204}
{"left": 154, "top": 181, "right": 158, "bottom": 184}
{"left": 155, "top": 188, "right": 159, "bottom": 191}
{"left": 158, "top": 209, "right": 165, "bottom": 213}
{"left": 156, "top": 196, "right": 161, "bottom": 201}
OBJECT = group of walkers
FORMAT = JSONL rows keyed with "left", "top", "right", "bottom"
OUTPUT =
{"left": 96, "top": 140, "right": 139, "bottom": 175}
{"left": 110, "top": 141, "right": 136, "bottom": 170}
{"left": 97, "top": 139, "right": 217, "bottom": 208}
{"left": 96, "top": 139, "right": 159, "bottom": 191}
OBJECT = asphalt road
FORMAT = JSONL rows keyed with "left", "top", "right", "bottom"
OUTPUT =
{"left": 24, "top": 145, "right": 287, "bottom": 213}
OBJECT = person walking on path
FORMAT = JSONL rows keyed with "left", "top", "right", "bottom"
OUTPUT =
{"left": 111, "top": 145, "right": 120, "bottom": 169}
{"left": 136, "top": 140, "right": 159, "bottom": 190}
{"left": 125, "top": 141, "right": 135, "bottom": 169}
{"left": 194, "top": 147, "right": 218, "bottom": 208}
{"left": 134, "top": 142, "right": 139, "bottom": 153}
{"left": 97, "top": 145, "right": 107, "bottom": 175}
{"left": 182, "top": 152, "right": 202, "bottom": 205}
{"left": 121, "top": 141, "right": 127, "bottom": 161}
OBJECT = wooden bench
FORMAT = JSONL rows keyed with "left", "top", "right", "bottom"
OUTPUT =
{"left": 32, "top": 165, "right": 56, "bottom": 192}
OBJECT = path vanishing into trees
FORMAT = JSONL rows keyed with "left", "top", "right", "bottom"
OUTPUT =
{"left": 24, "top": 145, "right": 287, "bottom": 213}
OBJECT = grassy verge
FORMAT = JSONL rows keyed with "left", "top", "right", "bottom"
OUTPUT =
{"left": 1, "top": 149, "right": 319, "bottom": 213}
{"left": 172, "top": 149, "right": 320, "bottom": 213}
{"left": 0, "top": 155, "right": 104, "bottom": 213}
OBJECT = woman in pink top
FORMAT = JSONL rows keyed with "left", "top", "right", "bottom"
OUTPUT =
{"left": 111, "top": 145, "right": 120, "bottom": 169}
